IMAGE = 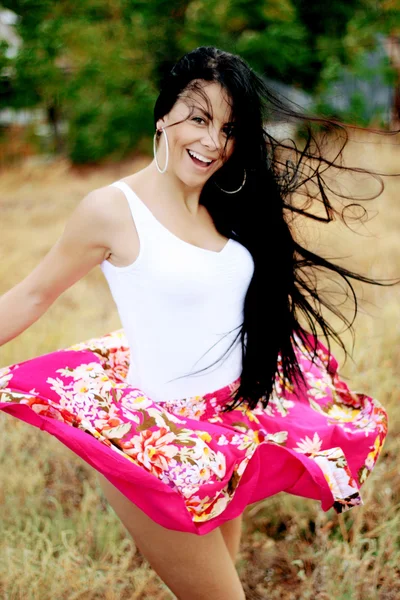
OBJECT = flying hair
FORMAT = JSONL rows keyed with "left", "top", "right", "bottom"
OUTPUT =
{"left": 153, "top": 46, "right": 400, "bottom": 412}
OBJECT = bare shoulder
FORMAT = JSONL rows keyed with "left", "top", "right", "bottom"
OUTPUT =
{"left": 77, "top": 183, "right": 133, "bottom": 254}
{"left": 82, "top": 183, "right": 125, "bottom": 223}
{"left": 15, "top": 183, "right": 134, "bottom": 305}
{"left": 82, "top": 180, "right": 140, "bottom": 268}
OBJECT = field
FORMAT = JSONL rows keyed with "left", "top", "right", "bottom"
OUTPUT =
{"left": 0, "top": 131, "right": 399, "bottom": 599}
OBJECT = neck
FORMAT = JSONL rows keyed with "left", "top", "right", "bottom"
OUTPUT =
{"left": 142, "top": 160, "right": 204, "bottom": 216}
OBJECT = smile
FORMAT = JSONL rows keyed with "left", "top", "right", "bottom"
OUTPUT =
{"left": 187, "top": 149, "right": 215, "bottom": 169}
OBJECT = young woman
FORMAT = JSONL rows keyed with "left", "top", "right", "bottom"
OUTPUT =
{"left": 0, "top": 47, "right": 390, "bottom": 599}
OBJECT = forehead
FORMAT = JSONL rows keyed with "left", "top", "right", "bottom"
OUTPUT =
{"left": 177, "top": 81, "right": 234, "bottom": 122}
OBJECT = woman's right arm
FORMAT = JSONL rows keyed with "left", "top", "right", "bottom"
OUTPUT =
{"left": 0, "top": 187, "right": 115, "bottom": 347}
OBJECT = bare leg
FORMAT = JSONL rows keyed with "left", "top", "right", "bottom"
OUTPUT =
{"left": 220, "top": 514, "right": 243, "bottom": 564}
{"left": 97, "top": 474, "right": 245, "bottom": 600}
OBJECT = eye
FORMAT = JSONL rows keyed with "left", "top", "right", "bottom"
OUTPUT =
{"left": 223, "top": 125, "right": 235, "bottom": 138}
{"left": 192, "top": 116, "right": 206, "bottom": 124}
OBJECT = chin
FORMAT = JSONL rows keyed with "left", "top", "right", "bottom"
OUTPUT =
{"left": 177, "top": 171, "right": 208, "bottom": 187}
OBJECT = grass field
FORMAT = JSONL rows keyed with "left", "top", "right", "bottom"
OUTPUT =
{"left": 0, "top": 131, "right": 399, "bottom": 599}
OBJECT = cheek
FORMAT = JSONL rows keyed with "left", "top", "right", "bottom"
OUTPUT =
{"left": 220, "top": 141, "right": 235, "bottom": 165}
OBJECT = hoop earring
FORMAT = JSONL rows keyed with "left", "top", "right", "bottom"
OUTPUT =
{"left": 214, "top": 169, "right": 247, "bottom": 194}
{"left": 153, "top": 127, "right": 169, "bottom": 173}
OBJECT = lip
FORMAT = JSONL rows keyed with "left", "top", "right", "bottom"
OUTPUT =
{"left": 186, "top": 149, "right": 215, "bottom": 169}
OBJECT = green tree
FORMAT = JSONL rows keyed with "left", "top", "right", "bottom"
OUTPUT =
{"left": 1, "top": 0, "right": 398, "bottom": 162}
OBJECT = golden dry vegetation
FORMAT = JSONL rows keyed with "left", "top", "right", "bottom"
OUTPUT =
{"left": 0, "top": 131, "right": 399, "bottom": 599}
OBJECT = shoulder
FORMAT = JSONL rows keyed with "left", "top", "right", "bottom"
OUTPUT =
{"left": 77, "top": 182, "right": 140, "bottom": 265}
{"left": 63, "top": 183, "right": 131, "bottom": 258}
{"left": 77, "top": 182, "right": 135, "bottom": 235}
{"left": 82, "top": 183, "right": 126, "bottom": 222}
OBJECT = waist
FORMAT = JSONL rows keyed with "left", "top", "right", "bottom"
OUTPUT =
{"left": 126, "top": 343, "right": 243, "bottom": 403}
{"left": 151, "top": 376, "right": 242, "bottom": 421}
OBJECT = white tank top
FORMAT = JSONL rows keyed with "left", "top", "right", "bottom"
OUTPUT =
{"left": 100, "top": 180, "right": 255, "bottom": 402}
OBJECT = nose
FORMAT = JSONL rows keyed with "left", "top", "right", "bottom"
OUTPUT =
{"left": 201, "top": 124, "right": 223, "bottom": 154}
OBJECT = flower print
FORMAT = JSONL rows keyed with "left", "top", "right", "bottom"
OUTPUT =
{"left": 307, "top": 379, "right": 330, "bottom": 400}
{"left": 122, "top": 428, "right": 177, "bottom": 477}
{"left": 231, "top": 429, "right": 262, "bottom": 452}
{"left": 184, "top": 492, "right": 226, "bottom": 520}
{"left": 101, "top": 422, "right": 132, "bottom": 440}
{"left": 208, "top": 450, "right": 227, "bottom": 479}
{"left": 72, "top": 379, "right": 97, "bottom": 405}
{"left": 234, "top": 404, "right": 260, "bottom": 424}
{"left": 184, "top": 494, "right": 210, "bottom": 515}
{"left": 193, "top": 492, "right": 231, "bottom": 521}
{"left": 200, "top": 443, "right": 212, "bottom": 460}
{"left": 365, "top": 435, "right": 385, "bottom": 470}
{"left": 175, "top": 445, "right": 196, "bottom": 462}
{"left": 266, "top": 431, "right": 288, "bottom": 445}
{"left": 196, "top": 431, "right": 212, "bottom": 444}
{"left": 167, "top": 396, "right": 208, "bottom": 419}
{"left": 217, "top": 434, "right": 230, "bottom": 446}
{"left": 93, "top": 404, "right": 122, "bottom": 430}
{"left": 319, "top": 463, "right": 359, "bottom": 501}
{"left": 274, "top": 375, "right": 295, "bottom": 396}
{"left": 308, "top": 397, "right": 329, "bottom": 416}
{"left": 168, "top": 464, "right": 200, "bottom": 491}
{"left": 346, "top": 410, "right": 385, "bottom": 435}
{"left": 327, "top": 404, "right": 359, "bottom": 422}
{"left": 332, "top": 379, "right": 364, "bottom": 408}
{"left": 46, "top": 377, "right": 76, "bottom": 407}
{"left": 156, "top": 409, "right": 186, "bottom": 425}
{"left": 236, "top": 456, "right": 251, "bottom": 477}
{"left": 97, "top": 374, "right": 116, "bottom": 392}
{"left": 181, "top": 465, "right": 212, "bottom": 486}
{"left": 179, "top": 484, "right": 201, "bottom": 498}
{"left": 59, "top": 362, "right": 103, "bottom": 380}
{"left": 191, "top": 404, "right": 207, "bottom": 419}
{"left": 295, "top": 432, "right": 323, "bottom": 455}
{"left": 0, "top": 367, "right": 13, "bottom": 389}
{"left": 47, "top": 376, "right": 69, "bottom": 398}
{"left": 122, "top": 391, "right": 153, "bottom": 411}
{"left": 264, "top": 393, "right": 295, "bottom": 418}
{"left": 119, "top": 406, "right": 141, "bottom": 425}
{"left": 26, "top": 397, "right": 75, "bottom": 424}
{"left": 148, "top": 406, "right": 182, "bottom": 430}
{"left": 198, "top": 466, "right": 212, "bottom": 481}
{"left": 0, "top": 325, "right": 387, "bottom": 527}
{"left": 107, "top": 348, "right": 130, "bottom": 380}
{"left": 208, "top": 415, "right": 224, "bottom": 424}
{"left": 29, "top": 400, "right": 53, "bottom": 415}
{"left": 59, "top": 407, "right": 82, "bottom": 425}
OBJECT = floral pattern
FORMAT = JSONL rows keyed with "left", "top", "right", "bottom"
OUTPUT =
{"left": 0, "top": 329, "right": 388, "bottom": 534}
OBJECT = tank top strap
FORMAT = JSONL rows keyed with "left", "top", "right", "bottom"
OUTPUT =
{"left": 110, "top": 180, "right": 151, "bottom": 231}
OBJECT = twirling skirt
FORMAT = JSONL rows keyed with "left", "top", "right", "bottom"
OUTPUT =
{"left": 0, "top": 330, "right": 387, "bottom": 535}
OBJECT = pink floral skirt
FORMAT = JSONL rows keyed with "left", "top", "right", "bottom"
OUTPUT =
{"left": 0, "top": 329, "right": 387, "bottom": 535}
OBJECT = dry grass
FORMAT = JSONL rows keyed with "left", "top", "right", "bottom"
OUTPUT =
{"left": 0, "top": 131, "right": 399, "bottom": 599}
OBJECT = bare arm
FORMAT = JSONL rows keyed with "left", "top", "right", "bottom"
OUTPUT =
{"left": 0, "top": 187, "right": 115, "bottom": 348}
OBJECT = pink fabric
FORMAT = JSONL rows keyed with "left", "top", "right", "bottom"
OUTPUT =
{"left": 0, "top": 329, "right": 387, "bottom": 535}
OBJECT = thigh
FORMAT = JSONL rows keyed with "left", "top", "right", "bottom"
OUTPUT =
{"left": 96, "top": 474, "right": 245, "bottom": 600}
{"left": 220, "top": 513, "right": 243, "bottom": 564}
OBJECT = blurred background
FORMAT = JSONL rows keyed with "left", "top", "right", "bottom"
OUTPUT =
{"left": 0, "top": 0, "right": 399, "bottom": 164}
{"left": 0, "top": 2, "right": 400, "bottom": 600}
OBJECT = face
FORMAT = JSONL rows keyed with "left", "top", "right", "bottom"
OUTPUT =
{"left": 155, "top": 81, "right": 236, "bottom": 187}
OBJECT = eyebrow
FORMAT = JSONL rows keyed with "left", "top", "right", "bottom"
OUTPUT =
{"left": 193, "top": 105, "right": 235, "bottom": 125}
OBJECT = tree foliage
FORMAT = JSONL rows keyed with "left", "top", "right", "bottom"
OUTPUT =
{"left": 0, "top": 0, "right": 398, "bottom": 162}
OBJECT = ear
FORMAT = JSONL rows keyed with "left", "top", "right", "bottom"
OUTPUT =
{"left": 156, "top": 117, "right": 166, "bottom": 131}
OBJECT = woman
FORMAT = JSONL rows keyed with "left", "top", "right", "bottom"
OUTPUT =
{"left": 0, "top": 47, "right": 389, "bottom": 599}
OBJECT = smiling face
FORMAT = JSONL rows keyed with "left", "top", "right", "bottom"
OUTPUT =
{"left": 155, "top": 81, "right": 236, "bottom": 187}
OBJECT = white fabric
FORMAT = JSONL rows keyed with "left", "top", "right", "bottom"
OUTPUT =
{"left": 100, "top": 180, "right": 254, "bottom": 402}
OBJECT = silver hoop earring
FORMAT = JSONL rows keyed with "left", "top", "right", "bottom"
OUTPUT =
{"left": 153, "top": 127, "right": 169, "bottom": 173}
{"left": 214, "top": 169, "right": 247, "bottom": 194}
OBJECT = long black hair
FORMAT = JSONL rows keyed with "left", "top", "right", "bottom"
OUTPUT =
{"left": 153, "top": 45, "right": 397, "bottom": 412}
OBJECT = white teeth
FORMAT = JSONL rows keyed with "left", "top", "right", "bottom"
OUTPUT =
{"left": 188, "top": 150, "right": 212, "bottom": 164}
